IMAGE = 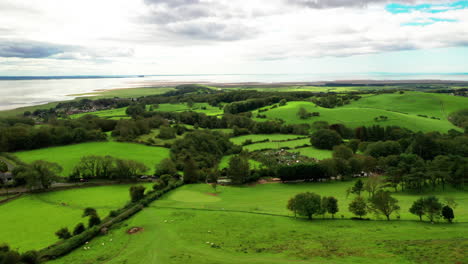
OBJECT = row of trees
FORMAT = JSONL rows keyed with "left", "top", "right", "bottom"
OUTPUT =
{"left": 55, "top": 208, "right": 101, "bottom": 240}
{"left": 0, "top": 244, "right": 40, "bottom": 264}
{"left": 69, "top": 155, "right": 148, "bottom": 181}
{"left": 288, "top": 190, "right": 456, "bottom": 223}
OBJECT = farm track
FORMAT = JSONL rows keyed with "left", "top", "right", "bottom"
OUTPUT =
{"left": 30, "top": 194, "right": 118, "bottom": 210}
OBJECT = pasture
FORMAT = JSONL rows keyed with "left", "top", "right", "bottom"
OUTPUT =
{"left": 14, "top": 142, "right": 170, "bottom": 176}
{"left": 0, "top": 183, "right": 152, "bottom": 251}
{"left": 242, "top": 138, "right": 311, "bottom": 152}
{"left": 69, "top": 103, "right": 223, "bottom": 119}
{"left": 50, "top": 182, "right": 468, "bottom": 264}
{"left": 254, "top": 101, "right": 460, "bottom": 132}
{"left": 229, "top": 134, "right": 305, "bottom": 145}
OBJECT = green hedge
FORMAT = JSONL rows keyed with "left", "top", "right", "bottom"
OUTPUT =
{"left": 38, "top": 181, "right": 183, "bottom": 261}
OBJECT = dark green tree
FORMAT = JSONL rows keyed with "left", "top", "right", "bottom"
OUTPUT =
{"left": 183, "top": 156, "right": 199, "bottom": 184}
{"left": 88, "top": 215, "right": 101, "bottom": 227}
{"left": 332, "top": 145, "right": 354, "bottom": 160}
{"left": 227, "top": 155, "right": 250, "bottom": 185}
{"left": 310, "top": 129, "right": 342, "bottom": 150}
{"left": 82, "top": 207, "right": 97, "bottom": 217}
{"left": 73, "top": 223, "right": 86, "bottom": 235}
{"left": 409, "top": 198, "right": 425, "bottom": 221}
{"left": 55, "top": 227, "right": 72, "bottom": 240}
{"left": 129, "top": 185, "right": 146, "bottom": 202}
{"left": 0, "top": 160, "right": 8, "bottom": 173}
{"left": 441, "top": 205, "right": 454, "bottom": 223}
{"left": 349, "top": 196, "right": 367, "bottom": 219}
{"left": 155, "top": 158, "right": 177, "bottom": 176}
{"left": 288, "top": 192, "right": 322, "bottom": 220}
{"left": 325, "top": 196, "right": 339, "bottom": 218}
{"left": 368, "top": 190, "right": 400, "bottom": 220}
{"left": 423, "top": 196, "right": 443, "bottom": 222}
{"left": 351, "top": 179, "right": 364, "bottom": 196}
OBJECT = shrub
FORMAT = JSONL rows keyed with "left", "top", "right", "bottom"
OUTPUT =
{"left": 130, "top": 185, "right": 146, "bottom": 202}
{"left": 310, "top": 129, "right": 342, "bottom": 150}
{"left": 55, "top": 228, "right": 72, "bottom": 240}
{"left": 88, "top": 215, "right": 101, "bottom": 228}
{"left": 72, "top": 223, "right": 86, "bottom": 236}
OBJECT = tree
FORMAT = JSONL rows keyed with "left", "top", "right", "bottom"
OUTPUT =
{"left": 310, "top": 129, "right": 342, "bottom": 150}
{"left": 113, "top": 159, "right": 148, "bottom": 181}
{"left": 409, "top": 198, "right": 425, "bottom": 221}
{"left": 155, "top": 158, "right": 177, "bottom": 176}
{"left": 0, "top": 160, "right": 8, "bottom": 173}
{"left": 20, "top": 250, "right": 40, "bottom": 264}
{"left": 158, "top": 126, "right": 176, "bottom": 139}
{"left": 55, "top": 227, "right": 72, "bottom": 240}
{"left": 324, "top": 196, "right": 339, "bottom": 218}
{"left": 130, "top": 185, "right": 146, "bottom": 202}
{"left": 288, "top": 192, "right": 322, "bottom": 220}
{"left": 186, "top": 99, "right": 195, "bottom": 108}
{"left": 279, "top": 99, "right": 287, "bottom": 106}
{"left": 183, "top": 156, "right": 199, "bottom": 184}
{"left": 349, "top": 196, "right": 367, "bottom": 219}
{"left": 297, "top": 107, "right": 310, "bottom": 119}
{"left": 368, "top": 190, "right": 400, "bottom": 220}
{"left": 73, "top": 223, "right": 86, "bottom": 235}
{"left": 423, "top": 196, "right": 443, "bottom": 222}
{"left": 351, "top": 179, "right": 364, "bottom": 196}
{"left": 88, "top": 215, "right": 101, "bottom": 227}
{"left": 364, "top": 174, "right": 384, "bottom": 197}
{"left": 227, "top": 155, "right": 250, "bottom": 185}
{"left": 82, "top": 207, "right": 97, "bottom": 217}
{"left": 16, "top": 161, "right": 62, "bottom": 190}
{"left": 441, "top": 205, "right": 454, "bottom": 223}
{"left": 125, "top": 104, "right": 145, "bottom": 117}
{"left": 332, "top": 145, "right": 353, "bottom": 160}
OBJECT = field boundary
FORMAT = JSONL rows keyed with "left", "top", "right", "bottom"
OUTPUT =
{"left": 151, "top": 206, "right": 468, "bottom": 224}
{"left": 38, "top": 181, "right": 184, "bottom": 261}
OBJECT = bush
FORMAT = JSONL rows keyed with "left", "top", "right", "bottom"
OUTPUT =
{"left": 21, "top": 250, "right": 40, "bottom": 264}
{"left": 130, "top": 185, "right": 146, "bottom": 202}
{"left": 55, "top": 228, "right": 72, "bottom": 240}
{"left": 88, "top": 215, "right": 101, "bottom": 228}
{"left": 310, "top": 129, "right": 342, "bottom": 150}
{"left": 72, "top": 223, "right": 86, "bottom": 236}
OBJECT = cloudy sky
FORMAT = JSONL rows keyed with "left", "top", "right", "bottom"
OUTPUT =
{"left": 1, "top": 0, "right": 468, "bottom": 75}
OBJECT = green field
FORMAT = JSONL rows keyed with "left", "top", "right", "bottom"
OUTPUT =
{"left": 254, "top": 101, "right": 461, "bottom": 132}
{"left": 0, "top": 184, "right": 152, "bottom": 251}
{"left": 341, "top": 92, "right": 468, "bottom": 119}
{"left": 296, "top": 147, "right": 333, "bottom": 160}
{"left": 50, "top": 182, "right": 468, "bottom": 264}
{"left": 69, "top": 103, "right": 223, "bottom": 119}
{"left": 14, "top": 142, "right": 170, "bottom": 176}
{"left": 219, "top": 155, "right": 263, "bottom": 170}
{"left": 243, "top": 138, "right": 311, "bottom": 152}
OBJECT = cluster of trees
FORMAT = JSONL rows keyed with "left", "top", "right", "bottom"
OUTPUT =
{"left": 0, "top": 121, "right": 106, "bottom": 152}
{"left": 224, "top": 96, "right": 282, "bottom": 114}
{"left": 170, "top": 130, "right": 241, "bottom": 169}
{"left": 380, "top": 154, "right": 467, "bottom": 192}
{"left": 287, "top": 192, "right": 339, "bottom": 219}
{"left": 409, "top": 196, "right": 455, "bottom": 222}
{"left": 69, "top": 155, "right": 148, "bottom": 181}
{"left": 112, "top": 116, "right": 167, "bottom": 140}
{"left": 347, "top": 189, "right": 400, "bottom": 220}
{"left": 311, "top": 94, "right": 361, "bottom": 108}
{"left": 449, "top": 109, "right": 468, "bottom": 131}
{"left": 297, "top": 107, "right": 320, "bottom": 119}
{"left": 28, "top": 98, "right": 132, "bottom": 120}
{"left": 0, "top": 244, "right": 40, "bottom": 264}
{"left": 55, "top": 208, "right": 101, "bottom": 240}
{"left": 13, "top": 161, "right": 62, "bottom": 190}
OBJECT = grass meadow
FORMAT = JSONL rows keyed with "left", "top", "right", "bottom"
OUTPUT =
{"left": 49, "top": 182, "right": 468, "bottom": 264}
{"left": 14, "top": 142, "right": 170, "bottom": 176}
{"left": 0, "top": 183, "right": 153, "bottom": 251}
{"left": 254, "top": 101, "right": 460, "bottom": 132}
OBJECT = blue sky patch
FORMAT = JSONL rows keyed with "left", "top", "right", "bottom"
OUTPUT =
{"left": 386, "top": 1, "right": 468, "bottom": 14}
{"left": 401, "top": 17, "right": 459, "bottom": 26}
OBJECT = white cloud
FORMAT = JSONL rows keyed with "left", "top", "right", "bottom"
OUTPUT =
{"left": 0, "top": 0, "right": 467, "bottom": 75}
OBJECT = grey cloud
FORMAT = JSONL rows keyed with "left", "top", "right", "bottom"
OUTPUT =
{"left": 143, "top": 0, "right": 200, "bottom": 7}
{"left": 166, "top": 21, "right": 258, "bottom": 41}
{"left": 0, "top": 39, "right": 134, "bottom": 60}
{"left": 0, "top": 40, "right": 70, "bottom": 58}
{"left": 287, "top": 0, "right": 445, "bottom": 9}
{"left": 142, "top": 4, "right": 213, "bottom": 24}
